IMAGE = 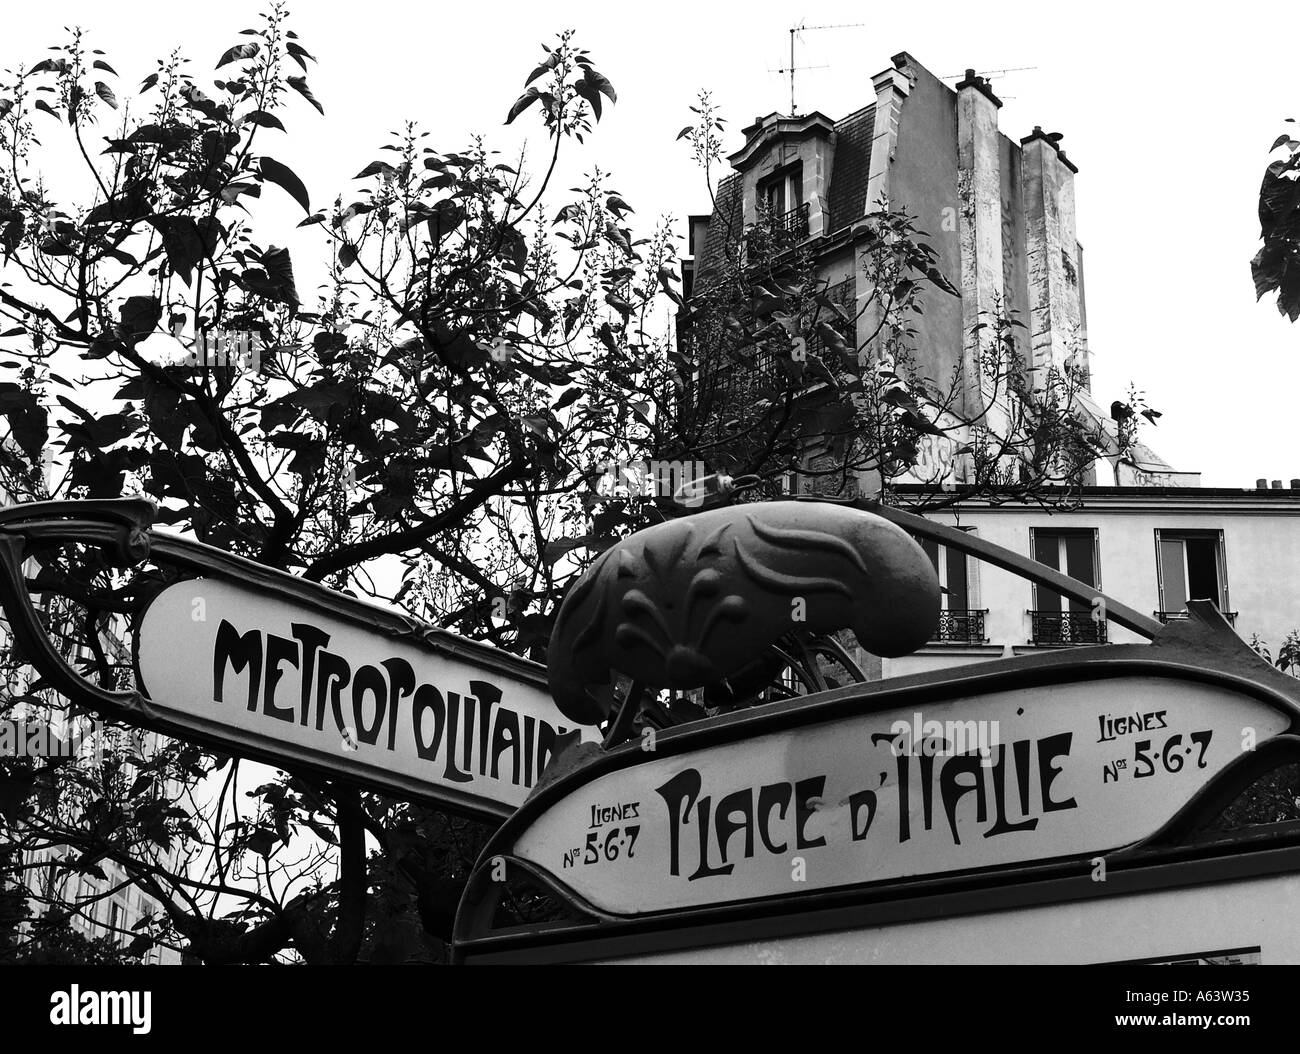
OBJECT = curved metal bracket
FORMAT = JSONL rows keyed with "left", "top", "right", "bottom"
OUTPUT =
{"left": 0, "top": 530, "right": 148, "bottom": 717}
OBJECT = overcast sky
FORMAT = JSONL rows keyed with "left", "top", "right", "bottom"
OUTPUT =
{"left": 5, "top": 0, "right": 1298, "bottom": 488}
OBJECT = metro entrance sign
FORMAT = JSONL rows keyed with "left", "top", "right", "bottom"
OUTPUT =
{"left": 452, "top": 498, "right": 1300, "bottom": 963}
{"left": 136, "top": 579, "right": 595, "bottom": 815}
{"left": 0, "top": 499, "right": 596, "bottom": 820}
{"left": 488, "top": 671, "right": 1289, "bottom": 917}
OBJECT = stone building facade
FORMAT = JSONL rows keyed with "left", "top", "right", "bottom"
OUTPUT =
{"left": 683, "top": 50, "right": 1183, "bottom": 493}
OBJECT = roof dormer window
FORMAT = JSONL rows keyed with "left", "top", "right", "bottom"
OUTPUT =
{"left": 756, "top": 163, "right": 808, "bottom": 249}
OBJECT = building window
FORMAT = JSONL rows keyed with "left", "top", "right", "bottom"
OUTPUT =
{"left": 1029, "top": 527, "right": 1105, "bottom": 645}
{"left": 919, "top": 535, "right": 987, "bottom": 644}
{"left": 1155, "top": 529, "right": 1233, "bottom": 623}
{"left": 754, "top": 164, "right": 807, "bottom": 249}
{"left": 760, "top": 163, "right": 802, "bottom": 217}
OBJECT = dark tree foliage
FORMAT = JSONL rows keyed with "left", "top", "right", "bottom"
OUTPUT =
{"left": 0, "top": 6, "right": 670, "bottom": 964}
{"left": 1253, "top": 125, "right": 1300, "bottom": 322}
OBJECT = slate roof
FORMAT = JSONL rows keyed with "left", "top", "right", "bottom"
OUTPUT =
{"left": 825, "top": 104, "right": 875, "bottom": 233}
{"left": 695, "top": 173, "right": 743, "bottom": 283}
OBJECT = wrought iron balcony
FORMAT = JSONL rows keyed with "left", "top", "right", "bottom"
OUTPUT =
{"left": 1029, "top": 610, "right": 1107, "bottom": 646}
{"left": 931, "top": 608, "right": 988, "bottom": 644}
{"left": 745, "top": 202, "right": 811, "bottom": 259}
{"left": 1155, "top": 609, "right": 1237, "bottom": 626}
{"left": 772, "top": 202, "right": 810, "bottom": 245}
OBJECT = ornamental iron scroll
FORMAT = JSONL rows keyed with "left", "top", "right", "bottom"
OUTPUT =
{"left": 546, "top": 502, "right": 943, "bottom": 726}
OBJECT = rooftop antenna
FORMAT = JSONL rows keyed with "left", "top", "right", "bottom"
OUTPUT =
{"left": 940, "top": 65, "right": 1038, "bottom": 79}
{"left": 939, "top": 65, "right": 1039, "bottom": 90}
{"left": 773, "top": 21, "right": 867, "bottom": 116}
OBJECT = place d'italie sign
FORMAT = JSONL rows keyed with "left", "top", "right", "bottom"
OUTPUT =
{"left": 135, "top": 579, "right": 598, "bottom": 816}
{"left": 503, "top": 676, "right": 1287, "bottom": 915}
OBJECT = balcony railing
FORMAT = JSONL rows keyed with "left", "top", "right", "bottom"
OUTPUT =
{"left": 745, "top": 202, "right": 811, "bottom": 261}
{"left": 1029, "top": 610, "right": 1108, "bottom": 646}
{"left": 772, "top": 202, "right": 810, "bottom": 245}
{"left": 931, "top": 609, "right": 988, "bottom": 644}
{"left": 1155, "top": 609, "right": 1237, "bottom": 626}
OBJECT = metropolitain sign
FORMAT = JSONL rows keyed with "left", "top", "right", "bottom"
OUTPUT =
{"left": 135, "top": 579, "right": 598, "bottom": 817}
{"left": 495, "top": 674, "right": 1288, "bottom": 916}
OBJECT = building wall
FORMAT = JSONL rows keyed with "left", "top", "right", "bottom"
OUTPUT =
{"left": 884, "top": 496, "right": 1300, "bottom": 679}
{"left": 21, "top": 842, "right": 183, "bottom": 964}
{"left": 887, "top": 61, "right": 964, "bottom": 391}
{"left": 999, "top": 135, "right": 1031, "bottom": 362}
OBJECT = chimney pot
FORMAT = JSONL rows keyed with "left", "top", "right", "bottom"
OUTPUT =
{"left": 1257, "top": 478, "right": 1269, "bottom": 489}
{"left": 956, "top": 68, "right": 1002, "bottom": 108}
{"left": 1291, "top": 479, "right": 1300, "bottom": 489}
{"left": 1272, "top": 480, "right": 1283, "bottom": 489}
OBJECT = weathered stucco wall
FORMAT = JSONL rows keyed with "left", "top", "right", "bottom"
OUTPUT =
{"left": 884, "top": 59, "right": 964, "bottom": 395}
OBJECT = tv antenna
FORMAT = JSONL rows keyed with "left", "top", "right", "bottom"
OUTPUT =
{"left": 940, "top": 65, "right": 1038, "bottom": 80}
{"left": 940, "top": 65, "right": 1038, "bottom": 97}
{"left": 772, "top": 21, "right": 867, "bottom": 116}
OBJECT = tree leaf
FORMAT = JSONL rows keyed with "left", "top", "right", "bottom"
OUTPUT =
{"left": 506, "top": 87, "right": 540, "bottom": 125}
{"left": 354, "top": 160, "right": 397, "bottom": 180}
{"left": 286, "top": 75, "right": 324, "bottom": 115}
{"left": 243, "top": 245, "right": 300, "bottom": 306}
{"left": 574, "top": 79, "right": 602, "bottom": 120}
{"left": 552, "top": 386, "right": 582, "bottom": 411}
{"left": 258, "top": 156, "right": 311, "bottom": 213}
{"left": 583, "top": 68, "right": 617, "bottom": 103}
{"left": 219, "top": 181, "right": 261, "bottom": 206}
{"left": 94, "top": 82, "right": 117, "bottom": 109}
{"left": 525, "top": 52, "right": 560, "bottom": 86}
{"left": 606, "top": 194, "right": 634, "bottom": 217}
{"left": 119, "top": 296, "right": 162, "bottom": 341}
{"left": 216, "top": 42, "right": 260, "bottom": 68}
{"left": 285, "top": 41, "right": 316, "bottom": 72}
{"left": 242, "top": 109, "right": 285, "bottom": 131}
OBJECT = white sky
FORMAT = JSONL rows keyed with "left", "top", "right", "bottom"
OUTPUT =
{"left": 5, "top": 0, "right": 1299, "bottom": 488}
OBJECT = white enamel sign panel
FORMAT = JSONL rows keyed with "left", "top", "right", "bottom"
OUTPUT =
{"left": 512, "top": 677, "right": 1287, "bottom": 914}
{"left": 137, "top": 579, "right": 597, "bottom": 811}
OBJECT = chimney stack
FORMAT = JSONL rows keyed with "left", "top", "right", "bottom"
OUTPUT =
{"left": 1021, "top": 126, "right": 1086, "bottom": 383}
{"left": 956, "top": 69, "right": 1004, "bottom": 417}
